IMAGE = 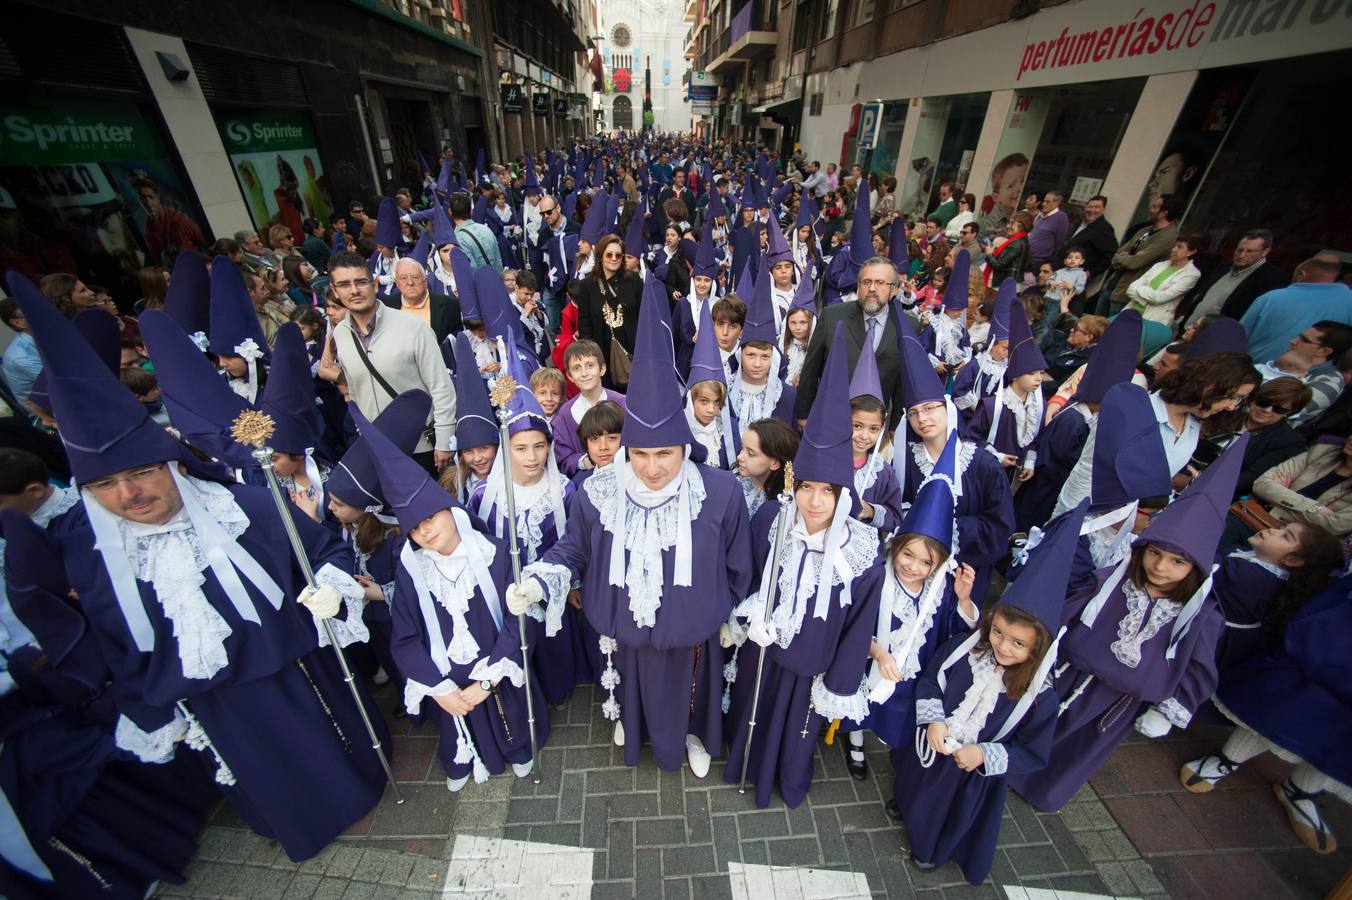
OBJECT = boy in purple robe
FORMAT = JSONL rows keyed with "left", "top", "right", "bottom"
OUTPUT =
{"left": 892, "top": 307, "right": 1014, "bottom": 606}
{"left": 1011, "top": 310, "right": 1143, "bottom": 532}
{"left": 685, "top": 300, "right": 740, "bottom": 470}
{"left": 1010, "top": 435, "right": 1249, "bottom": 813}
{"left": 726, "top": 257, "right": 798, "bottom": 433}
{"left": 721, "top": 323, "right": 883, "bottom": 808}
{"left": 361, "top": 404, "right": 548, "bottom": 792}
{"left": 890, "top": 500, "right": 1087, "bottom": 883}
{"left": 960, "top": 297, "right": 1046, "bottom": 476}
{"left": 509, "top": 273, "right": 753, "bottom": 778}
{"left": 919, "top": 250, "right": 972, "bottom": 377}
{"left": 847, "top": 331, "right": 903, "bottom": 533}
{"left": 471, "top": 333, "right": 581, "bottom": 707}
{"left": 673, "top": 218, "right": 721, "bottom": 381}
{"left": 553, "top": 340, "right": 627, "bottom": 477}
{"left": 1181, "top": 574, "right": 1352, "bottom": 854}
{"left": 9, "top": 272, "right": 385, "bottom": 863}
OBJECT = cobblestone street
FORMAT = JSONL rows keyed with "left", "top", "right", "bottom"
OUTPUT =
{"left": 158, "top": 684, "right": 1350, "bottom": 899}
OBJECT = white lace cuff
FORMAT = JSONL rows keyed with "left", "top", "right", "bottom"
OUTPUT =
{"left": 403, "top": 677, "right": 458, "bottom": 715}
{"left": 1023, "top": 451, "right": 1037, "bottom": 470}
{"left": 984, "top": 444, "right": 1003, "bottom": 461}
{"left": 953, "top": 393, "right": 977, "bottom": 411}
{"left": 1158, "top": 697, "right": 1193, "bottom": 729}
{"left": 956, "top": 601, "right": 980, "bottom": 629}
{"left": 115, "top": 711, "right": 186, "bottom": 763}
{"left": 525, "top": 562, "right": 572, "bottom": 638}
{"left": 916, "top": 698, "right": 947, "bottom": 725}
{"left": 380, "top": 580, "right": 396, "bottom": 605}
{"left": 469, "top": 655, "right": 526, "bottom": 688}
{"left": 810, "top": 675, "right": 869, "bottom": 724}
{"left": 978, "top": 742, "right": 1008, "bottom": 776}
{"left": 313, "top": 564, "right": 370, "bottom": 649}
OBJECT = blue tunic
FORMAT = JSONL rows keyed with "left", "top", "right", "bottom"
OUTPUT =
{"left": 723, "top": 508, "right": 883, "bottom": 808}
{"left": 1210, "top": 551, "right": 1288, "bottom": 673}
{"left": 891, "top": 636, "right": 1058, "bottom": 885}
{"left": 854, "top": 458, "right": 904, "bottom": 534}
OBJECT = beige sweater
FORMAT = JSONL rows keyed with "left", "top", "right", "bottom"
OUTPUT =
{"left": 1253, "top": 442, "right": 1352, "bottom": 537}
{"left": 334, "top": 304, "right": 456, "bottom": 453}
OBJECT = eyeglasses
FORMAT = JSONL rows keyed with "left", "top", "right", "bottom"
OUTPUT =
{"left": 1293, "top": 333, "right": 1322, "bottom": 345}
{"left": 395, "top": 274, "right": 426, "bottom": 284}
{"left": 332, "top": 277, "right": 372, "bottom": 291}
{"left": 85, "top": 462, "right": 166, "bottom": 493}
{"left": 858, "top": 278, "right": 895, "bottom": 289}
{"left": 602, "top": 251, "right": 624, "bottom": 259}
{"left": 906, "top": 402, "right": 946, "bottom": 418}
{"left": 1252, "top": 400, "right": 1296, "bottom": 415}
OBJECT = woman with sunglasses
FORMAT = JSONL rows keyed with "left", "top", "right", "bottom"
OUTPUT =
{"left": 575, "top": 234, "right": 641, "bottom": 391}
{"left": 1193, "top": 376, "right": 1312, "bottom": 499}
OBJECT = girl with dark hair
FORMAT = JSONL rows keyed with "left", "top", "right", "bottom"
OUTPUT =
{"left": 733, "top": 418, "right": 799, "bottom": 519}
{"left": 1153, "top": 351, "right": 1260, "bottom": 486}
{"left": 282, "top": 255, "right": 320, "bottom": 308}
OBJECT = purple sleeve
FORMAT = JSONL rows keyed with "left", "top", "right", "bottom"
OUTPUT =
{"left": 552, "top": 403, "right": 585, "bottom": 476}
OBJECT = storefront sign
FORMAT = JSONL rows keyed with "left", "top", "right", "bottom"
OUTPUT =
{"left": 554, "top": 98, "right": 568, "bottom": 116}
{"left": 1069, "top": 175, "right": 1104, "bottom": 204}
{"left": 532, "top": 93, "right": 550, "bottom": 116}
{"left": 213, "top": 109, "right": 334, "bottom": 241}
{"left": 0, "top": 102, "right": 164, "bottom": 166}
{"left": 857, "top": 102, "right": 884, "bottom": 149}
{"left": 501, "top": 83, "right": 524, "bottom": 113}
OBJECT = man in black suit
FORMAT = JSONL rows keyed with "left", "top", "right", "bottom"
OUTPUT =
{"left": 1054, "top": 194, "right": 1117, "bottom": 278}
{"left": 385, "top": 258, "right": 462, "bottom": 345}
{"left": 794, "top": 256, "right": 912, "bottom": 433}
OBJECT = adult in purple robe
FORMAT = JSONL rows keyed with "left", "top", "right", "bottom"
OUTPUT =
{"left": 1010, "top": 435, "right": 1249, "bottom": 813}
{"left": 513, "top": 273, "right": 753, "bottom": 775}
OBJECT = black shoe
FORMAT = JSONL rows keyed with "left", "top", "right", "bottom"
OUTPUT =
{"left": 844, "top": 742, "right": 868, "bottom": 781}
{"left": 884, "top": 799, "right": 903, "bottom": 822}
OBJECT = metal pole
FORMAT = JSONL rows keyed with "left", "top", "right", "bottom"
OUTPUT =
{"left": 738, "top": 467, "right": 795, "bottom": 793}
{"left": 251, "top": 446, "right": 405, "bottom": 804}
{"left": 494, "top": 402, "right": 543, "bottom": 784}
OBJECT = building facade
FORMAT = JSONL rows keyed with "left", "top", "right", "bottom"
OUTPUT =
{"left": 595, "top": 0, "right": 692, "bottom": 133}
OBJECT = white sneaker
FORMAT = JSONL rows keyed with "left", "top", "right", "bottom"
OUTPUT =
{"left": 512, "top": 759, "right": 534, "bottom": 778}
{"left": 613, "top": 720, "right": 625, "bottom": 747}
{"left": 686, "top": 734, "right": 711, "bottom": 779}
{"left": 446, "top": 774, "right": 469, "bottom": 793}
{"left": 372, "top": 667, "right": 390, "bottom": 686}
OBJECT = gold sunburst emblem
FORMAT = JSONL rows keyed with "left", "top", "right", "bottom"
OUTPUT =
{"left": 230, "top": 409, "right": 276, "bottom": 447}
{"left": 489, "top": 374, "right": 519, "bottom": 407}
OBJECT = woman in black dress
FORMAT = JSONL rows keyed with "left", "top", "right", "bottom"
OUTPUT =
{"left": 576, "top": 233, "right": 642, "bottom": 391}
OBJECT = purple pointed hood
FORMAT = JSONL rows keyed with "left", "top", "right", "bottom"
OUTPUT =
{"left": 707, "top": 180, "right": 728, "bottom": 220}
{"left": 1089, "top": 383, "right": 1173, "bottom": 511}
{"left": 163, "top": 250, "right": 211, "bottom": 339}
{"left": 138, "top": 309, "right": 256, "bottom": 470}
{"left": 1073, "top": 309, "right": 1143, "bottom": 405}
{"left": 70, "top": 310, "right": 122, "bottom": 373}
{"left": 475, "top": 264, "right": 517, "bottom": 344}
{"left": 898, "top": 430, "right": 957, "bottom": 548}
{"left": 6, "top": 272, "right": 196, "bottom": 483}
{"left": 887, "top": 220, "right": 910, "bottom": 273}
{"left": 688, "top": 299, "right": 725, "bottom": 387}
{"left": 794, "top": 192, "right": 818, "bottom": 230}
{"left": 449, "top": 246, "right": 481, "bottom": 322}
{"left": 450, "top": 332, "right": 500, "bottom": 451}
{"left": 605, "top": 193, "right": 623, "bottom": 238}
{"left": 620, "top": 272, "right": 693, "bottom": 449}
{"left": 327, "top": 389, "right": 432, "bottom": 514}
{"left": 989, "top": 278, "right": 1017, "bottom": 343}
{"left": 848, "top": 327, "right": 883, "bottom": 403}
{"left": 1139, "top": 432, "right": 1250, "bottom": 568}
{"left": 374, "top": 197, "right": 401, "bottom": 248}
{"left": 432, "top": 203, "right": 458, "bottom": 248}
{"left": 896, "top": 308, "right": 947, "bottom": 407}
{"left": 208, "top": 256, "right": 270, "bottom": 362}
{"left": 523, "top": 154, "right": 541, "bottom": 196}
{"left": 764, "top": 213, "right": 792, "bottom": 266}
{"left": 741, "top": 255, "right": 778, "bottom": 345}
{"left": 1003, "top": 498, "right": 1090, "bottom": 631}
{"left": 499, "top": 324, "right": 551, "bottom": 440}
{"left": 624, "top": 200, "right": 648, "bottom": 259}
{"left": 580, "top": 188, "right": 610, "bottom": 245}
{"left": 790, "top": 266, "right": 817, "bottom": 315}
{"left": 693, "top": 216, "right": 719, "bottom": 279}
{"left": 1183, "top": 317, "right": 1248, "bottom": 363}
{"left": 471, "top": 193, "right": 490, "bottom": 226}
{"left": 794, "top": 323, "right": 854, "bottom": 487}
{"left": 1005, "top": 296, "right": 1048, "bottom": 379}
{"left": 356, "top": 402, "right": 461, "bottom": 534}
{"left": 735, "top": 250, "right": 756, "bottom": 296}
{"left": 409, "top": 227, "right": 431, "bottom": 271}
{"left": 259, "top": 323, "right": 321, "bottom": 455}
{"left": 942, "top": 248, "right": 970, "bottom": 313}
{"left": 848, "top": 183, "right": 873, "bottom": 269}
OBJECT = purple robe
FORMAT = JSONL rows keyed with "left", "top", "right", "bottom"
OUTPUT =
{"left": 723, "top": 509, "right": 883, "bottom": 808}
{"left": 389, "top": 531, "right": 548, "bottom": 780}
{"left": 961, "top": 392, "right": 1039, "bottom": 466}
{"left": 1012, "top": 406, "right": 1091, "bottom": 533}
{"left": 1010, "top": 569, "right": 1224, "bottom": 812}
{"left": 673, "top": 295, "right": 716, "bottom": 382}
{"left": 860, "top": 576, "right": 972, "bottom": 748}
{"left": 1210, "top": 551, "right": 1287, "bottom": 673}
{"left": 50, "top": 484, "right": 389, "bottom": 862}
{"left": 891, "top": 636, "right": 1058, "bottom": 885}
{"left": 821, "top": 247, "right": 855, "bottom": 306}
{"left": 525, "top": 463, "right": 752, "bottom": 770}
{"left": 471, "top": 475, "right": 583, "bottom": 704}
{"left": 552, "top": 390, "right": 627, "bottom": 477}
{"left": 854, "top": 458, "right": 904, "bottom": 533}
{"left": 348, "top": 528, "right": 404, "bottom": 693}
{"left": 1216, "top": 574, "right": 1352, "bottom": 785}
{"left": 951, "top": 357, "right": 1001, "bottom": 410}
{"left": 900, "top": 440, "right": 1015, "bottom": 606}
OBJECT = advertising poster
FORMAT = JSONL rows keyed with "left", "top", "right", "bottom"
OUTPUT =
{"left": 977, "top": 92, "right": 1049, "bottom": 235}
{"left": 0, "top": 97, "right": 206, "bottom": 302}
{"left": 214, "top": 109, "right": 333, "bottom": 241}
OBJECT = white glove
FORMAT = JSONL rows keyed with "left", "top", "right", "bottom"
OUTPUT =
{"left": 718, "top": 623, "right": 735, "bottom": 649}
{"left": 747, "top": 619, "right": 777, "bottom": 648}
{"left": 299, "top": 584, "right": 342, "bottom": 620}
{"left": 506, "top": 579, "right": 544, "bottom": 616}
{"left": 1134, "top": 707, "right": 1171, "bottom": 738}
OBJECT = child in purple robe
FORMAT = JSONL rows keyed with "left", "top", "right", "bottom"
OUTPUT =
{"left": 726, "top": 267, "right": 798, "bottom": 434}
{"left": 961, "top": 297, "right": 1046, "bottom": 478}
{"left": 553, "top": 340, "right": 627, "bottom": 477}
{"left": 734, "top": 419, "right": 800, "bottom": 521}
{"left": 686, "top": 299, "right": 740, "bottom": 470}
{"left": 920, "top": 250, "right": 973, "bottom": 378}
{"left": 1180, "top": 573, "right": 1352, "bottom": 855}
{"left": 846, "top": 331, "right": 903, "bottom": 534}
{"left": 674, "top": 218, "right": 722, "bottom": 381}
{"left": 471, "top": 341, "right": 579, "bottom": 707}
{"left": 447, "top": 332, "right": 500, "bottom": 504}
{"left": 363, "top": 406, "right": 549, "bottom": 793}
{"left": 846, "top": 433, "right": 979, "bottom": 779}
{"left": 1010, "top": 435, "right": 1252, "bottom": 813}
{"left": 890, "top": 499, "right": 1088, "bottom": 883}
{"left": 950, "top": 279, "right": 1013, "bottom": 412}
{"left": 721, "top": 323, "right": 883, "bottom": 809}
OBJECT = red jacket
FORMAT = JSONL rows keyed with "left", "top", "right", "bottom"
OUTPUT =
{"left": 552, "top": 297, "right": 580, "bottom": 398}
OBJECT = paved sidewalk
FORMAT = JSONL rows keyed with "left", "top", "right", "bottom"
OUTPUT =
{"left": 158, "top": 684, "right": 1348, "bottom": 898}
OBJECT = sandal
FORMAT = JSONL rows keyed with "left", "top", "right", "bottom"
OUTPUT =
{"left": 1179, "top": 752, "right": 1237, "bottom": 793}
{"left": 1274, "top": 780, "right": 1337, "bottom": 854}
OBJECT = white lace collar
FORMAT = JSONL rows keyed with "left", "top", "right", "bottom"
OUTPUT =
{"left": 32, "top": 484, "right": 80, "bottom": 528}
{"left": 912, "top": 438, "right": 977, "bottom": 479}
{"left": 975, "top": 352, "right": 1006, "bottom": 386}
{"left": 762, "top": 513, "right": 875, "bottom": 647}
{"left": 947, "top": 649, "right": 1005, "bottom": 744}
{"left": 728, "top": 373, "right": 783, "bottom": 428}
{"left": 1228, "top": 549, "right": 1288, "bottom": 581}
{"left": 1111, "top": 580, "right": 1183, "bottom": 669}
{"left": 1002, "top": 386, "right": 1042, "bottom": 448}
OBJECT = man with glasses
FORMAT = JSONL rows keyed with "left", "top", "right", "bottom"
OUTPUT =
{"left": 1180, "top": 228, "right": 1289, "bottom": 325}
{"left": 537, "top": 194, "right": 580, "bottom": 333}
{"left": 389, "top": 257, "right": 462, "bottom": 345}
{"left": 795, "top": 256, "right": 911, "bottom": 434}
{"left": 328, "top": 252, "right": 456, "bottom": 475}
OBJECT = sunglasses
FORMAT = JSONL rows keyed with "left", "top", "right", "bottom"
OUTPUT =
{"left": 1252, "top": 400, "right": 1296, "bottom": 415}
